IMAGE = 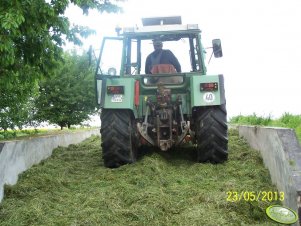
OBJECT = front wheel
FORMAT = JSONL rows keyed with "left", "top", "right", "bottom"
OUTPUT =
{"left": 194, "top": 104, "right": 228, "bottom": 163}
{"left": 100, "top": 109, "right": 138, "bottom": 168}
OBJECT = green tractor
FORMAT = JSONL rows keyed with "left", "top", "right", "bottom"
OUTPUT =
{"left": 95, "top": 16, "right": 228, "bottom": 168}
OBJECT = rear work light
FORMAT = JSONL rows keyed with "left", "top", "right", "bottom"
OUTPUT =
{"left": 200, "top": 82, "right": 218, "bottom": 91}
{"left": 107, "top": 86, "right": 124, "bottom": 94}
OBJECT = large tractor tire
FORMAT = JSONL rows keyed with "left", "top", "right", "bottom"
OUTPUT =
{"left": 194, "top": 104, "right": 228, "bottom": 163}
{"left": 100, "top": 109, "right": 138, "bottom": 168}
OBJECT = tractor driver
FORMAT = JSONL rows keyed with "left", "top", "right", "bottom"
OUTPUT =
{"left": 145, "top": 39, "right": 181, "bottom": 74}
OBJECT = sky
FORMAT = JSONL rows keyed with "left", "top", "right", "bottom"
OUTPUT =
{"left": 65, "top": 0, "right": 301, "bottom": 119}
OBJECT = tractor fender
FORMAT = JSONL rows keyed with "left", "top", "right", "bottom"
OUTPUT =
{"left": 102, "top": 77, "right": 137, "bottom": 116}
{"left": 190, "top": 74, "right": 226, "bottom": 107}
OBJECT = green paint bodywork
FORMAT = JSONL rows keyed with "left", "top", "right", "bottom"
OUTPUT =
{"left": 190, "top": 74, "right": 223, "bottom": 107}
{"left": 100, "top": 73, "right": 225, "bottom": 118}
{"left": 103, "top": 77, "right": 136, "bottom": 109}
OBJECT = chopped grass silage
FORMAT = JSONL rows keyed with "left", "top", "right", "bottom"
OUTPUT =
{"left": 0, "top": 130, "right": 281, "bottom": 226}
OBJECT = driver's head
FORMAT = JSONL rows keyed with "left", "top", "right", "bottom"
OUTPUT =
{"left": 152, "top": 39, "right": 163, "bottom": 51}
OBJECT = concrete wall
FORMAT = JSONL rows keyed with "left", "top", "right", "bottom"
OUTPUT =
{"left": 237, "top": 126, "right": 301, "bottom": 225}
{"left": 0, "top": 129, "right": 100, "bottom": 203}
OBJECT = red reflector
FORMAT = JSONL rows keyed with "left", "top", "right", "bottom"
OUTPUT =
{"left": 200, "top": 82, "right": 218, "bottom": 91}
{"left": 134, "top": 80, "right": 140, "bottom": 106}
{"left": 107, "top": 86, "right": 124, "bottom": 94}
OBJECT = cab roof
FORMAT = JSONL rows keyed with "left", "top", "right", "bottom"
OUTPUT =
{"left": 121, "top": 16, "right": 201, "bottom": 39}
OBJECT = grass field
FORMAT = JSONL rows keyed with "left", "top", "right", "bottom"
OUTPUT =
{"left": 0, "top": 127, "right": 95, "bottom": 141}
{"left": 0, "top": 129, "right": 281, "bottom": 225}
{"left": 230, "top": 113, "right": 301, "bottom": 142}
{"left": 0, "top": 129, "right": 43, "bottom": 140}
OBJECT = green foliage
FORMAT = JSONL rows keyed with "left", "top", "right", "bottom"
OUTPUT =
{"left": 230, "top": 112, "right": 301, "bottom": 142}
{"left": 0, "top": 129, "right": 39, "bottom": 140}
{"left": 0, "top": 0, "right": 123, "bottom": 79}
{"left": 230, "top": 113, "right": 272, "bottom": 126}
{"left": 0, "top": 0, "right": 123, "bottom": 130}
{"left": 278, "top": 112, "right": 301, "bottom": 128}
{"left": 0, "top": 128, "right": 93, "bottom": 141}
{"left": 34, "top": 51, "right": 98, "bottom": 129}
{"left": 0, "top": 73, "right": 39, "bottom": 130}
{"left": 230, "top": 112, "right": 301, "bottom": 129}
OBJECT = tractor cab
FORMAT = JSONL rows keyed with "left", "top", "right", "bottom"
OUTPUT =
{"left": 95, "top": 16, "right": 219, "bottom": 78}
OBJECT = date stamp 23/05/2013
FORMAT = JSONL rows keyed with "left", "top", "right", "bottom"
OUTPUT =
{"left": 226, "top": 191, "right": 285, "bottom": 202}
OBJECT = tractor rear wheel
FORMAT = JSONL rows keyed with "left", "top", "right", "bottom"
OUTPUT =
{"left": 194, "top": 104, "right": 228, "bottom": 163}
{"left": 100, "top": 109, "right": 138, "bottom": 168}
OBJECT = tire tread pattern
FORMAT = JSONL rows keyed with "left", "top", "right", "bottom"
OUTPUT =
{"left": 195, "top": 104, "right": 228, "bottom": 163}
{"left": 101, "top": 109, "right": 136, "bottom": 168}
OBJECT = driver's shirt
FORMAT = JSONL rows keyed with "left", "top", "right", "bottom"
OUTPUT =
{"left": 145, "top": 49, "right": 181, "bottom": 74}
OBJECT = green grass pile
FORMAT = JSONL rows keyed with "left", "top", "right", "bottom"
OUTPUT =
{"left": 0, "top": 130, "right": 281, "bottom": 225}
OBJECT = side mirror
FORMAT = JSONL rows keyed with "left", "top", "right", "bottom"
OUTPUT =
{"left": 212, "top": 39, "right": 223, "bottom": 58}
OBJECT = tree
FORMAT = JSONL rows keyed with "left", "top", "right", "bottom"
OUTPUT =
{"left": 34, "top": 51, "right": 98, "bottom": 129}
{"left": 0, "top": 0, "right": 123, "bottom": 79}
{"left": 0, "top": 72, "right": 39, "bottom": 130}
{"left": 0, "top": 0, "right": 123, "bottom": 130}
